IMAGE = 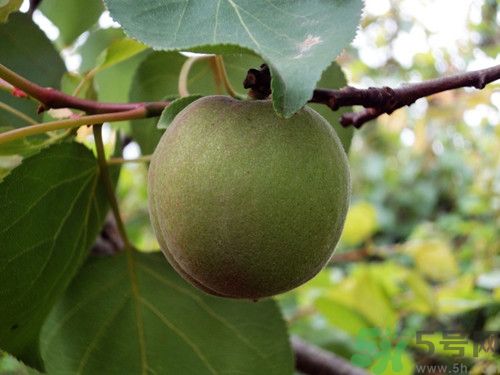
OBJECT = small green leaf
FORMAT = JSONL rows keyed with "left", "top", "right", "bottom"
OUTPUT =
{"left": 40, "top": 0, "right": 104, "bottom": 46}
{"left": 157, "top": 95, "right": 203, "bottom": 129}
{"left": 104, "top": 0, "right": 363, "bottom": 117}
{"left": 0, "top": 0, "right": 22, "bottom": 23}
{"left": 0, "top": 143, "right": 110, "bottom": 366}
{"left": 40, "top": 252, "right": 293, "bottom": 375}
{"left": 0, "top": 13, "right": 66, "bottom": 129}
{"left": 77, "top": 28, "right": 126, "bottom": 73}
{"left": 95, "top": 38, "right": 147, "bottom": 73}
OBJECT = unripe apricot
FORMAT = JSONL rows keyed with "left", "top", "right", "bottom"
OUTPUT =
{"left": 148, "top": 96, "right": 350, "bottom": 299}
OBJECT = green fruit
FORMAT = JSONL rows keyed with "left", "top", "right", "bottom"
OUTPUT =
{"left": 148, "top": 96, "right": 350, "bottom": 299}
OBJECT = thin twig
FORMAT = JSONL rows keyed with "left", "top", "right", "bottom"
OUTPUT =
{"left": 0, "top": 108, "right": 146, "bottom": 145}
{"left": 107, "top": 155, "right": 152, "bottom": 165}
{"left": 245, "top": 64, "right": 500, "bottom": 128}
{"left": 93, "top": 124, "right": 132, "bottom": 249}
{"left": 292, "top": 336, "right": 368, "bottom": 375}
{"left": 0, "top": 102, "right": 37, "bottom": 124}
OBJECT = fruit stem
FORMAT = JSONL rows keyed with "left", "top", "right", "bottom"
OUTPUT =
{"left": 93, "top": 124, "right": 133, "bottom": 250}
{"left": 178, "top": 55, "right": 212, "bottom": 97}
{"left": 214, "top": 55, "right": 244, "bottom": 99}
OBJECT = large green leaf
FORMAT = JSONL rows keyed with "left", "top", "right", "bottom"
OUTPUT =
{"left": 0, "top": 143, "right": 109, "bottom": 366}
{"left": 40, "top": 252, "right": 293, "bottom": 375}
{"left": 104, "top": 0, "right": 363, "bottom": 117}
{"left": 308, "top": 62, "right": 353, "bottom": 153}
{"left": 0, "top": 13, "right": 65, "bottom": 129}
{"left": 40, "top": 0, "right": 104, "bottom": 47}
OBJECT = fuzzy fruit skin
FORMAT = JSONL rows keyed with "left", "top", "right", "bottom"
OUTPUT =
{"left": 148, "top": 96, "right": 350, "bottom": 299}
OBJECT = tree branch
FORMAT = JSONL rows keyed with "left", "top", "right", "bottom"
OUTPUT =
{"left": 91, "top": 214, "right": 125, "bottom": 256}
{"left": 292, "top": 336, "right": 368, "bottom": 375}
{"left": 0, "top": 63, "right": 169, "bottom": 116}
{"left": 244, "top": 64, "right": 500, "bottom": 128}
{"left": 28, "top": 0, "right": 43, "bottom": 16}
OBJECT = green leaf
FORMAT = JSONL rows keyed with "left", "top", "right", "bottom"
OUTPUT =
{"left": 104, "top": 0, "right": 363, "bottom": 117}
{"left": 40, "top": 0, "right": 104, "bottom": 47}
{"left": 40, "top": 252, "right": 293, "bottom": 375}
{"left": 77, "top": 28, "right": 126, "bottom": 73}
{"left": 0, "top": 13, "right": 66, "bottom": 129}
{"left": 0, "top": 351, "right": 41, "bottom": 375}
{"left": 315, "top": 297, "right": 372, "bottom": 337}
{"left": 0, "top": 0, "right": 22, "bottom": 23}
{"left": 315, "top": 265, "right": 398, "bottom": 331}
{"left": 308, "top": 62, "right": 353, "bottom": 153}
{"left": 129, "top": 52, "right": 187, "bottom": 154}
{"left": 0, "top": 143, "right": 110, "bottom": 366}
{"left": 157, "top": 95, "right": 203, "bottom": 129}
{"left": 0, "top": 125, "right": 65, "bottom": 181}
{"left": 95, "top": 38, "right": 147, "bottom": 72}
{"left": 95, "top": 52, "right": 149, "bottom": 104}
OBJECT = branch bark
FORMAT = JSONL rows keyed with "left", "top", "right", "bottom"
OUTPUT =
{"left": 0, "top": 63, "right": 169, "bottom": 116}
{"left": 28, "top": 0, "right": 43, "bottom": 16}
{"left": 91, "top": 214, "right": 125, "bottom": 256}
{"left": 292, "top": 336, "right": 368, "bottom": 375}
{"left": 245, "top": 64, "right": 500, "bottom": 128}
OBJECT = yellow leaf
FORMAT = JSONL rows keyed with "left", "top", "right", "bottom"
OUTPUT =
{"left": 340, "top": 201, "right": 378, "bottom": 247}
{"left": 405, "top": 239, "right": 458, "bottom": 282}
